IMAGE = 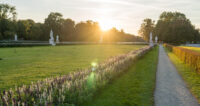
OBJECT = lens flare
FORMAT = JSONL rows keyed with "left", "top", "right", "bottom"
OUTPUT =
{"left": 91, "top": 62, "right": 97, "bottom": 67}
{"left": 91, "top": 62, "right": 98, "bottom": 71}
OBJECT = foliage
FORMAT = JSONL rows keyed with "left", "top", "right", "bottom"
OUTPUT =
{"left": 60, "top": 19, "right": 75, "bottom": 41}
{"left": 105, "top": 27, "right": 144, "bottom": 42}
{"left": 29, "top": 23, "right": 46, "bottom": 40}
{"left": 73, "top": 20, "right": 101, "bottom": 42}
{"left": 0, "top": 4, "right": 16, "bottom": 20}
{"left": 138, "top": 18, "right": 155, "bottom": 42}
{"left": 163, "top": 43, "right": 173, "bottom": 52}
{"left": 0, "top": 3, "right": 143, "bottom": 42}
{"left": 17, "top": 19, "right": 35, "bottom": 40}
{"left": 154, "top": 11, "right": 200, "bottom": 44}
{"left": 0, "top": 46, "right": 153, "bottom": 105}
{"left": 0, "top": 4, "right": 17, "bottom": 40}
{"left": 84, "top": 46, "right": 158, "bottom": 106}
{"left": 44, "top": 12, "right": 63, "bottom": 37}
{"left": 164, "top": 44, "right": 200, "bottom": 73}
{"left": 167, "top": 49, "right": 200, "bottom": 103}
{"left": 0, "top": 19, "right": 16, "bottom": 40}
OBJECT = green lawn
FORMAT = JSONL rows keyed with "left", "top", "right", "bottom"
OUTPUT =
{"left": 180, "top": 46, "right": 200, "bottom": 52}
{"left": 167, "top": 50, "right": 200, "bottom": 103}
{"left": 0, "top": 45, "right": 144, "bottom": 90}
{"left": 84, "top": 46, "right": 158, "bottom": 106}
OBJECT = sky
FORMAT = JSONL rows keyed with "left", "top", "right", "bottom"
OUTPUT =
{"left": 1, "top": 0, "right": 200, "bottom": 35}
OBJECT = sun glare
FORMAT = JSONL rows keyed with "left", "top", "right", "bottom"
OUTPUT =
{"left": 98, "top": 19, "right": 115, "bottom": 31}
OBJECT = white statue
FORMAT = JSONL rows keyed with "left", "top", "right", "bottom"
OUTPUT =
{"left": 49, "top": 29, "right": 56, "bottom": 46}
{"left": 14, "top": 34, "right": 18, "bottom": 41}
{"left": 99, "top": 35, "right": 103, "bottom": 43}
{"left": 149, "top": 32, "right": 153, "bottom": 46}
{"left": 56, "top": 35, "right": 59, "bottom": 43}
{"left": 155, "top": 36, "right": 158, "bottom": 43}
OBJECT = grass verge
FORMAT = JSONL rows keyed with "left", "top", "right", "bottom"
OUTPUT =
{"left": 180, "top": 46, "right": 200, "bottom": 52}
{"left": 84, "top": 46, "right": 159, "bottom": 106}
{"left": 166, "top": 49, "right": 200, "bottom": 103}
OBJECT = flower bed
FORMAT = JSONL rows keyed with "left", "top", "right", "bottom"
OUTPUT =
{"left": 0, "top": 46, "right": 154, "bottom": 106}
{"left": 164, "top": 44, "right": 200, "bottom": 73}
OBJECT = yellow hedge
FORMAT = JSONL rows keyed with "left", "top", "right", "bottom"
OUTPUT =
{"left": 164, "top": 44, "right": 200, "bottom": 73}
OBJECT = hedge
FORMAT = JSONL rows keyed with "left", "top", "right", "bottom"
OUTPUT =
{"left": 164, "top": 44, "right": 200, "bottom": 73}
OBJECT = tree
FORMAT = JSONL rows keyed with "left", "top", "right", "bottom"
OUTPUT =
{"left": 60, "top": 19, "right": 75, "bottom": 41}
{"left": 29, "top": 23, "right": 46, "bottom": 40}
{"left": 44, "top": 12, "right": 64, "bottom": 38}
{"left": 154, "top": 11, "right": 200, "bottom": 43}
{"left": 0, "top": 4, "right": 17, "bottom": 40}
{"left": 17, "top": 19, "right": 35, "bottom": 40}
{"left": 0, "top": 19, "right": 16, "bottom": 40}
{"left": 74, "top": 20, "right": 101, "bottom": 42}
{"left": 138, "top": 18, "right": 155, "bottom": 42}
{"left": 0, "top": 4, "right": 17, "bottom": 20}
{"left": 0, "top": 3, "right": 145, "bottom": 42}
{"left": 103, "top": 27, "right": 144, "bottom": 42}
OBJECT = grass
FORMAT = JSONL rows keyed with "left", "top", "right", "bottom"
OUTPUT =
{"left": 180, "top": 46, "right": 200, "bottom": 52}
{"left": 0, "top": 45, "right": 144, "bottom": 90}
{"left": 84, "top": 46, "right": 159, "bottom": 106}
{"left": 166, "top": 49, "right": 200, "bottom": 103}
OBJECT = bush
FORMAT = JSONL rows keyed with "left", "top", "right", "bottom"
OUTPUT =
{"left": 163, "top": 44, "right": 173, "bottom": 52}
{"left": 164, "top": 44, "right": 200, "bottom": 73}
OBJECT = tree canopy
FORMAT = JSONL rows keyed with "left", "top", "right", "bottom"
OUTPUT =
{"left": 0, "top": 3, "right": 143, "bottom": 42}
{"left": 44, "top": 12, "right": 63, "bottom": 37}
{"left": 139, "top": 12, "right": 200, "bottom": 44}
{"left": 138, "top": 18, "right": 155, "bottom": 42}
{"left": 154, "top": 11, "right": 200, "bottom": 43}
{"left": 0, "top": 4, "right": 17, "bottom": 40}
{"left": 0, "top": 4, "right": 16, "bottom": 20}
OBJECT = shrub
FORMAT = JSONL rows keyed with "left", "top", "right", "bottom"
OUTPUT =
{"left": 164, "top": 44, "right": 200, "bottom": 73}
{"left": 163, "top": 44, "right": 173, "bottom": 52}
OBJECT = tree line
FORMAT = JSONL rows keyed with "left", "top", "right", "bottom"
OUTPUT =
{"left": 139, "top": 11, "right": 200, "bottom": 44}
{"left": 0, "top": 4, "right": 143, "bottom": 42}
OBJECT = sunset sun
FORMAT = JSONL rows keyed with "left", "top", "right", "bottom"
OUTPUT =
{"left": 98, "top": 19, "right": 115, "bottom": 31}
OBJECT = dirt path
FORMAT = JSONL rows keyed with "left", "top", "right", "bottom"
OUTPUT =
{"left": 154, "top": 45, "right": 199, "bottom": 106}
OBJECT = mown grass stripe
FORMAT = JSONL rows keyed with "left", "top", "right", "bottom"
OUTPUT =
{"left": 84, "top": 46, "right": 159, "bottom": 106}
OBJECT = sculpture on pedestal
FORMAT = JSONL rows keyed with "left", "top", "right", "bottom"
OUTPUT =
{"left": 14, "top": 34, "right": 18, "bottom": 41}
{"left": 99, "top": 35, "right": 103, "bottom": 43}
{"left": 155, "top": 36, "right": 158, "bottom": 43}
{"left": 56, "top": 35, "right": 59, "bottom": 43}
{"left": 149, "top": 32, "right": 153, "bottom": 46}
{"left": 49, "top": 29, "right": 56, "bottom": 46}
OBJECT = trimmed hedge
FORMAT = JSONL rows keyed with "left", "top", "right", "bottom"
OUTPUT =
{"left": 163, "top": 44, "right": 173, "bottom": 52}
{"left": 164, "top": 44, "right": 200, "bottom": 73}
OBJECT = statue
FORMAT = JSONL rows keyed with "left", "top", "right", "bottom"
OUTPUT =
{"left": 155, "top": 36, "right": 158, "bottom": 43}
{"left": 149, "top": 32, "right": 153, "bottom": 46}
{"left": 56, "top": 35, "right": 59, "bottom": 43}
{"left": 99, "top": 35, "right": 103, "bottom": 43}
{"left": 14, "top": 34, "right": 18, "bottom": 41}
{"left": 49, "top": 29, "right": 56, "bottom": 46}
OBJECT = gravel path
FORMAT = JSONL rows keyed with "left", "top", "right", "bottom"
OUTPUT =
{"left": 154, "top": 45, "right": 199, "bottom": 106}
